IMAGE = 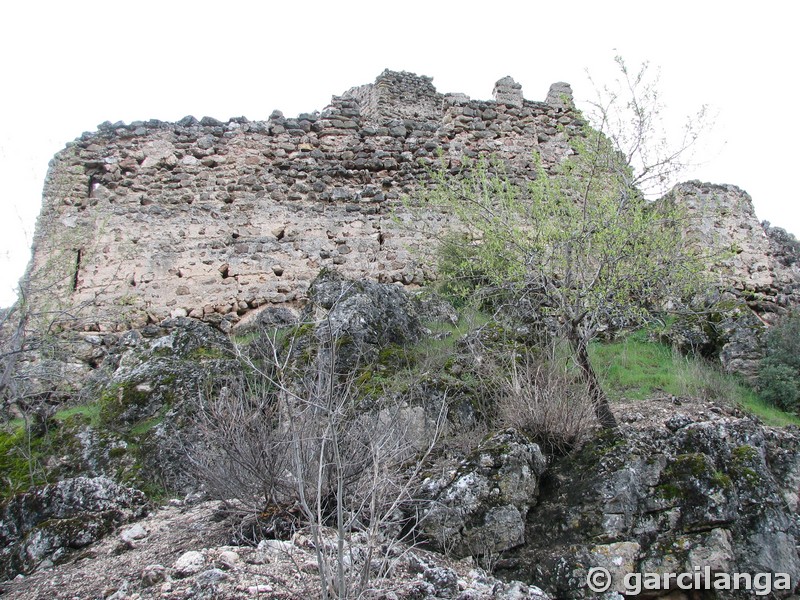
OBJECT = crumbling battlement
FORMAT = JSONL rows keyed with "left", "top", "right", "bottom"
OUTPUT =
{"left": 29, "top": 70, "right": 583, "bottom": 332}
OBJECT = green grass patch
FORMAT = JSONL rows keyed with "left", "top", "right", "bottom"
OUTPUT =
{"left": 590, "top": 329, "right": 800, "bottom": 427}
{"left": 190, "top": 346, "right": 228, "bottom": 360}
{"left": 2, "top": 418, "right": 25, "bottom": 433}
{"left": 590, "top": 331, "right": 676, "bottom": 400}
{"left": 414, "top": 309, "right": 492, "bottom": 364}
{"left": 129, "top": 408, "right": 167, "bottom": 437}
{"left": 54, "top": 403, "right": 102, "bottom": 426}
{"left": 232, "top": 330, "right": 261, "bottom": 346}
{"left": 737, "top": 392, "right": 800, "bottom": 427}
{"left": 0, "top": 425, "right": 46, "bottom": 497}
{"left": 424, "top": 308, "right": 491, "bottom": 336}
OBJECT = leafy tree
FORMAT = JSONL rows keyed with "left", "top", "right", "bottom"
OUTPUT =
{"left": 426, "top": 59, "right": 711, "bottom": 429}
{"left": 758, "top": 310, "right": 800, "bottom": 412}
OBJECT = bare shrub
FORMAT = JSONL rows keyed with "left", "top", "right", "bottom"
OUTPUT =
{"left": 190, "top": 322, "right": 446, "bottom": 599}
{"left": 190, "top": 367, "right": 297, "bottom": 539}
{"left": 498, "top": 345, "right": 596, "bottom": 454}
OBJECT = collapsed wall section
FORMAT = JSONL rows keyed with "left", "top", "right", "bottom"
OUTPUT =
{"left": 30, "top": 70, "right": 583, "bottom": 332}
{"left": 668, "top": 181, "right": 800, "bottom": 318}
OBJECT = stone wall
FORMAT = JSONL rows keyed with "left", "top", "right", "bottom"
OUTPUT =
{"left": 667, "top": 181, "right": 800, "bottom": 323}
{"left": 28, "top": 70, "right": 584, "bottom": 332}
{"left": 26, "top": 69, "right": 800, "bottom": 337}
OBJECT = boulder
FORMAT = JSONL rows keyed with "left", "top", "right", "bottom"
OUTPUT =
{"left": 662, "top": 299, "right": 767, "bottom": 378}
{"left": 419, "top": 429, "right": 547, "bottom": 557}
{"left": 94, "top": 317, "right": 235, "bottom": 426}
{"left": 499, "top": 409, "right": 800, "bottom": 599}
{"left": 0, "top": 476, "right": 147, "bottom": 580}
{"left": 173, "top": 550, "right": 205, "bottom": 577}
{"left": 88, "top": 318, "right": 239, "bottom": 492}
{"left": 300, "top": 270, "right": 423, "bottom": 371}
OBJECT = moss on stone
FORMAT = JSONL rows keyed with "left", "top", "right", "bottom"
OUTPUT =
{"left": 732, "top": 444, "right": 759, "bottom": 462}
{"left": 729, "top": 444, "right": 762, "bottom": 487}
{"left": 712, "top": 471, "right": 733, "bottom": 489}
{"left": 128, "top": 410, "right": 167, "bottom": 437}
{"left": 0, "top": 425, "right": 47, "bottom": 497}
{"left": 669, "top": 453, "right": 709, "bottom": 478}
{"left": 98, "top": 382, "right": 152, "bottom": 425}
{"left": 190, "top": 346, "right": 228, "bottom": 360}
{"left": 657, "top": 482, "right": 682, "bottom": 500}
{"left": 658, "top": 453, "right": 717, "bottom": 504}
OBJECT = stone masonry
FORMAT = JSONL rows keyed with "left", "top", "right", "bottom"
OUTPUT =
{"left": 26, "top": 70, "right": 800, "bottom": 335}
{"left": 29, "top": 70, "right": 583, "bottom": 332}
{"left": 668, "top": 181, "right": 800, "bottom": 323}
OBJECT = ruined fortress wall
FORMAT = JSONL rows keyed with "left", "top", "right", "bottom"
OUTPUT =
{"left": 668, "top": 181, "right": 800, "bottom": 319}
{"left": 29, "top": 70, "right": 584, "bottom": 331}
{"left": 28, "top": 69, "right": 800, "bottom": 335}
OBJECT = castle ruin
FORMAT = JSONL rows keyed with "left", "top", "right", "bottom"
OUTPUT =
{"left": 25, "top": 70, "right": 800, "bottom": 336}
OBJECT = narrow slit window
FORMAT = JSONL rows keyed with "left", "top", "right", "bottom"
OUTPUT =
{"left": 71, "top": 248, "right": 82, "bottom": 291}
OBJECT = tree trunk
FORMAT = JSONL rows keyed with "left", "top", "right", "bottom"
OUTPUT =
{"left": 569, "top": 334, "right": 618, "bottom": 429}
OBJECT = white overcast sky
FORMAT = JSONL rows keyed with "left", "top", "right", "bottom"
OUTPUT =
{"left": 0, "top": 1, "right": 797, "bottom": 307}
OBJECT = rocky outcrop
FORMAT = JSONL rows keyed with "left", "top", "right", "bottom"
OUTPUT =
{"left": 75, "top": 317, "right": 238, "bottom": 492}
{"left": 420, "top": 429, "right": 548, "bottom": 558}
{"left": 661, "top": 300, "right": 768, "bottom": 379}
{"left": 0, "top": 476, "right": 147, "bottom": 580}
{"left": 92, "top": 317, "right": 234, "bottom": 426}
{"left": 300, "top": 269, "right": 423, "bottom": 370}
{"left": 6, "top": 399, "right": 798, "bottom": 598}
{"left": 0, "top": 319, "right": 241, "bottom": 498}
{"left": 497, "top": 399, "right": 800, "bottom": 599}
{"left": 0, "top": 500, "right": 551, "bottom": 599}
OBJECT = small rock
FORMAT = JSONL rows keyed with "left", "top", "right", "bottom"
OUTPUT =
{"left": 174, "top": 550, "right": 205, "bottom": 577}
{"left": 257, "top": 539, "right": 294, "bottom": 554}
{"left": 105, "top": 580, "right": 129, "bottom": 600}
{"left": 120, "top": 523, "right": 148, "bottom": 544}
{"left": 141, "top": 564, "right": 166, "bottom": 587}
{"left": 423, "top": 566, "right": 458, "bottom": 596}
{"left": 196, "top": 568, "right": 228, "bottom": 585}
{"left": 666, "top": 413, "right": 693, "bottom": 432}
{"left": 621, "top": 412, "right": 643, "bottom": 423}
{"left": 183, "top": 490, "right": 205, "bottom": 505}
{"left": 248, "top": 584, "right": 274, "bottom": 594}
{"left": 217, "top": 550, "right": 239, "bottom": 569}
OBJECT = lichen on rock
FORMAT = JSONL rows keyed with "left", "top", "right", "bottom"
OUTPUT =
{"left": 419, "top": 428, "right": 547, "bottom": 558}
{"left": 0, "top": 476, "right": 147, "bottom": 579}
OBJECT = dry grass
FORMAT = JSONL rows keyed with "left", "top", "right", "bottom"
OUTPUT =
{"left": 497, "top": 348, "right": 596, "bottom": 454}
